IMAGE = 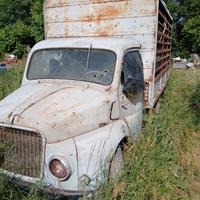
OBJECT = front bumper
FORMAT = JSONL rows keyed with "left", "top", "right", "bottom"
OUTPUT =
{"left": 14, "top": 178, "right": 92, "bottom": 198}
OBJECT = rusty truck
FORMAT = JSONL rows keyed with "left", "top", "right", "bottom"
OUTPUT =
{"left": 0, "top": 0, "right": 172, "bottom": 197}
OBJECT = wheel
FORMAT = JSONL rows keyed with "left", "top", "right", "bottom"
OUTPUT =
{"left": 109, "top": 146, "right": 124, "bottom": 181}
{"left": 153, "top": 99, "right": 161, "bottom": 114}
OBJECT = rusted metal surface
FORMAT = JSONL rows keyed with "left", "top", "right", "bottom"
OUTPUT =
{"left": 0, "top": 82, "right": 111, "bottom": 143}
{"left": 0, "top": 127, "right": 42, "bottom": 178}
{"left": 44, "top": 0, "right": 157, "bottom": 39}
{"left": 144, "top": 83, "right": 150, "bottom": 107}
{"left": 153, "top": 70, "right": 169, "bottom": 103}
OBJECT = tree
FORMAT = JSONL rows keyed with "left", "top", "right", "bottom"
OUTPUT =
{"left": 0, "top": 0, "right": 32, "bottom": 28}
{"left": 31, "top": 0, "right": 44, "bottom": 42}
{"left": 165, "top": 0, "right": 200, "bottom": 56}
{"left": 182, "top": 0, "right": 200, "bottom": 54}
{"left": 0, "top": 0, "right": 44, "bottom": 58}
{"left": 0, "top": 21, "right": 35, "bottom": 58}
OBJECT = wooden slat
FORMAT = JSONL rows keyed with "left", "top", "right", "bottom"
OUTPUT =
{"left": 159, "top": 11, "right": 172, "bottom": 29}
{"left": 155, "top": 62, "right": 170, "bottom": 80}
{"left": 157, "top": 48, "right": 171, "bottom": 54}
{"left": 156, "top": 54, "right": 171, "bottom": 63}
{"left": 157, "top": 41, "right": 171, "bottom": 45}
{"left": 158, "top": 31, "right": 172, "bottom": 40}
{"left": 156, "top": 60, "right": 170, "bottom": 73}
{"left": 158, "top": 22, "right": 172, "bottom": 34}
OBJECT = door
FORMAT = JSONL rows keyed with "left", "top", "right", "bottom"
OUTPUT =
{"left": 119, "top": 50, "right": 144, "bottom": 137}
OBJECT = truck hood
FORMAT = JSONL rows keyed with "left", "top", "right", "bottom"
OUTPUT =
{"left": 0, "top": 83, "right": 112, "bottom": 143}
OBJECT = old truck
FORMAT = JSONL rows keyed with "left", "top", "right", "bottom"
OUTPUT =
{"left": 0, "top": 0, "right": 172, "bottom": 197}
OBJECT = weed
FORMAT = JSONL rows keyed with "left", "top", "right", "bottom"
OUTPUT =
{"left": 0, "top": 65, "right": 24, "bottom": 100}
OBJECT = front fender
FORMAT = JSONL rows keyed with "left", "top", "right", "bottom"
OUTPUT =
{"left": 43, "top": 138, "right": 79, "bottom": 191}
{"left": 74, "top": 119, "right": 128, "bottom": 190}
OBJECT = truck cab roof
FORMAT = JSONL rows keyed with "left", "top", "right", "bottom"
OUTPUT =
{"left": 32, "top": 37, "right": 141, "bottom": 53}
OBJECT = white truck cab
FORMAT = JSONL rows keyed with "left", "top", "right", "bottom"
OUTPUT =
{"left": 0, "top": 37, "right": 144, "bottom": 195}
{"left": 0, "top": 0, "right": 172, "bottom": 196}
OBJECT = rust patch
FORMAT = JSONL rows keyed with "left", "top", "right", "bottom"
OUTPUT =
{"left": 83, "top": 5, "right": 123, "bottom": 24}
{"left": 104, "top": 99, "right": 110, "bottom": 104}
{"left": 72, "top": 112, "right": 77, "bottom": 116}
{"left": 105, "top": 85, "right": 114, "bottom": 94}
{"left": 100, "top": 6, "right": 121, "bottom": 18}
{"left": 8, "top": 112, "right": 13, "bottom": 119}
{"left": 71, "top": 112, "right": 82, "bottom": 121}
{"left": 91, "top": 0, "right": 115, "bottom": 3}
{"left": 44, "top": 12, "right": 50, "bottom": 23}
{"left": 84, "top": 14, "right": 95, "bottom": 22}
{"left": 141, "top": 8, "right": 156, "bottom": 15}
{"left": 144, "top": 82, "right": 150, "bottom": 107}
{"left": 64, "top": 24, "right": 69, "bottom": 36}
{"left": 97, "top": 30, "right": 109, "bottom": 36}
{"left": 16, "top": 115, "right": 24, "bottom": 122}
{"left": 52, "top": 122, "right": 57, "bottom": 129}
{"left": 99, "top": 123, "right": 108, "bottom": 128}
{"left": 144, "top": 74, "right": 153, "bottom": 82}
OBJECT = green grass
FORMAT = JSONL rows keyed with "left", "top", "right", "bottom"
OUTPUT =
{"left": 95, "top": 69, "right": 200, "bottom": 200}
{"left": 0, "top": 65, "right": 24, "bottom": 100}
{"left": 0, "top": 67, "right": 200, "bottom": 200}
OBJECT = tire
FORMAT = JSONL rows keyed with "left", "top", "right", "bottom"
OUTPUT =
{"left": 109, "top": 146, "right": 124, "bottom": 181}
{"left": 153, "top": 99, "right": 161, "bottom": 113}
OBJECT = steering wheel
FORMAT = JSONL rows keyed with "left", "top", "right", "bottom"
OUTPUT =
{"left": 85, "top": 70, "right": 112, "bottom": 84}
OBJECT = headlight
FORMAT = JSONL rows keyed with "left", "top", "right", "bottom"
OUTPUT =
{"left": 49, "top": 156, "right": 71, "bottom": 181}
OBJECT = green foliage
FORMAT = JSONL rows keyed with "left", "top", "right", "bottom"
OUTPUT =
{"left": 183, "top": 16, "right": 200, "bottom": 53}
{"left": 0, "top": 21, "right": 35, "bottom": 58}
{"left": 0, "top": 0, "right": 44, "bottom": 58}
{"left": 0, "top": 0, "right": 32, "bottom": 28}
{"left": 30, "top": 0, "right": 44, "bottom": 42}
{"left": 0, "top": 174, "right": 47, "bottom": 200}
{"left": 166, "top": 0, "right": 200, "bottom": 56}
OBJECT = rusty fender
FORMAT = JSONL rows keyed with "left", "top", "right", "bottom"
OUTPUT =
{"left": 73, "top": 119, "right": 128, "bottom": 190}
{"left": 41, "top": 119, "right": 128, "bottom": 192}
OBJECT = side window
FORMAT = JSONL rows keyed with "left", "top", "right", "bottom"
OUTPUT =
{"left": 121, "top": 51, "right": 144, "bottom": 94}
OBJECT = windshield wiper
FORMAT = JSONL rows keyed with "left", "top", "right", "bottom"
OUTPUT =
{"left": 85, "top": 44, "right": 92, "bottom": 71}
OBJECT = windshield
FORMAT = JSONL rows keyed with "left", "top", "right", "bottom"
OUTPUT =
{"left": 27, "top": 48, "right": 116, "bottom": 85}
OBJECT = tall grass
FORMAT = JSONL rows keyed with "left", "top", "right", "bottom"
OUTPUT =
{"left": 95, "top": 69, "right": 200, "bottom": 200}
{"left": 0, "top": 65, "right": 24, "bottom": 100}
{"left": 0, "top": 67, "right": 200, "bottom": 199}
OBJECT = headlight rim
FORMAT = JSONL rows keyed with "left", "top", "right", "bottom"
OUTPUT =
{"left": 48, "top": 155, "right": 72, "bottom": 181}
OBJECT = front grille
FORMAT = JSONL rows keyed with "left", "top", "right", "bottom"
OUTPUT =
{"left": 0, "top": 127, "right": 43, "bottom": 178}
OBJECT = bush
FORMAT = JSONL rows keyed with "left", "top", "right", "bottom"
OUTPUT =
{"left": 0, "top": 21, "right": 35, "bottom": 58}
